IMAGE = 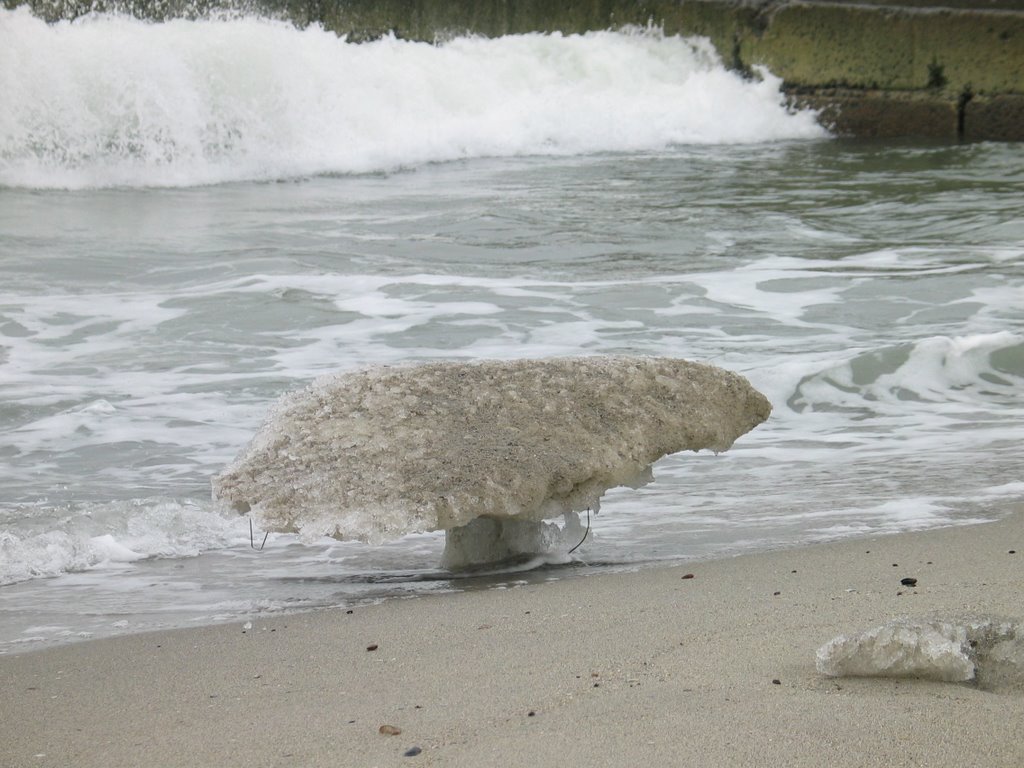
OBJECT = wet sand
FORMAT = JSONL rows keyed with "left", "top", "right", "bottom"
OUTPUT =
{"left": 2, "top": 508, "right": 1022, "bottom": 768}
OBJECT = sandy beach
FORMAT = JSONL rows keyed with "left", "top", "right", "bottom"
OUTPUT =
{"left": 2, "top": 509, "right": 1021, "bottom": 768}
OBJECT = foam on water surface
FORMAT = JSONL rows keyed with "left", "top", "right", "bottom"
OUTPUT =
{"left": 0, "top": 499, "right": 246, "bottom": 585}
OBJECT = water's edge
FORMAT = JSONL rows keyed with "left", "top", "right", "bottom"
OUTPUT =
{"left": 3, "top": 510, "right": 1012, "bottom": 657}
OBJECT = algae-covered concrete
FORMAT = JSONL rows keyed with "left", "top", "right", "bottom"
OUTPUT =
{"left": 727, "top": 1, "right": 1024, "bottom": 139}
{"left": 7, "top": 0, "right": 1024, "bottom": 139}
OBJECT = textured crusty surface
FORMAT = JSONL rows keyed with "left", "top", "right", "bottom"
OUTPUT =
{"left": 817, "top": 616, "right": 1024, "bottom": 689}
{"left": 211, "top": 356, "right": 771, "bottom": 542}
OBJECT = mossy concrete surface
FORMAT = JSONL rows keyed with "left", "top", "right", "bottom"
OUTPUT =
{"left": 791, "top": 88, "right": 961, "bottom": 138}
{"left": 741, "top": 3, "right": 1023, "bottom": 94}
{"left": 8, "top": 0, "right": 1024, "bottom": 139}
{"left": 646, "top": 1, "right": 1023, "bottom": 138}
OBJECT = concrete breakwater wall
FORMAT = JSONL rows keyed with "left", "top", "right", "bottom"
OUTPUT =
{"left": 9, "top": 0, "right": 1024, "bottom": 140}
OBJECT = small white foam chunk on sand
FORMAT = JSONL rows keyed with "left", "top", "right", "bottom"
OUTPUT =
{"left": 212, "top": 357, "right": 771, "bottom": 566}
{"left": 816, "top": 616, "right": 1024, "bottom": 691}
{"left": 816, "top": 619, "right": 975, "bottom": 682}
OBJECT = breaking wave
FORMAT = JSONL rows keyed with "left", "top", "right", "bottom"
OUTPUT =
{"left": 0, "top": 499, "right": 244, "bottom": 586}
{"left": 0, "top": 7, "right": 825, "bottom": 189}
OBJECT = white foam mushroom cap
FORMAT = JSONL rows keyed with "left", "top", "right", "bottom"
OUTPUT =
{"left": 212, "top": 356, "right": 772, "bottom": 544}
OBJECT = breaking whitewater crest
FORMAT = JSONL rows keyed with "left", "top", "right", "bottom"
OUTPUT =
{"left": 212, "top": 357, "right": 772, "bottom": 568}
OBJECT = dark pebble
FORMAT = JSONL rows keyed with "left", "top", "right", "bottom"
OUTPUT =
{"left": 527, "top": 711, "right": 536, "bottom": 717}
{"left": 681, "top": 573, "right": 695, "bottom": 580}
{"left": 1010, "top": 550, "right": 1017, "bottom": 555}
{"left": 366, "top": 644, "right": 379, "bottom": 652}
{"left": 900, "top": 577, "right": 917, "bottom": 587}
{"left": 772, "top": 679, "right": 781, "bottom": 685}
{"left": 403, "top": 747, "right": 422, "bottom": 757}
{"left": 773, "top": 591, "right": 781, "bottom": 596}
{"left": 346, "top": 609, "right": 354, "bottom": 614}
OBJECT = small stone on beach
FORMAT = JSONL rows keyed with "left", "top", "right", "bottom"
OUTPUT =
{"left": 900, "top": 578, "right": 917, "bottom": 587}
{"left": 379, "top": 725, "right": 402, "bottom": 736}
{"left": 366, "top": 644, "right": 379, "bottom": 652}
{"left": 772, "top": 679, "right": 781, "bottom": 685}
{"left": 403, "top": 747, "right": 422, "bottom": 757}
{"left": 681, "top": 573, "right": 695, "bottom": 580}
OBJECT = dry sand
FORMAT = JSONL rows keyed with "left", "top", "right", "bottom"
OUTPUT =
{"left": 2, "top": 509, "right": 1022, "bottom": 768}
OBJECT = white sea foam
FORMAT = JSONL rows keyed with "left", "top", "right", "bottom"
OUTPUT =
{"left": 0, "top": 500, "right": 246, "bottom": 585}
{"left": 817, "top": 617, "right": 1024, "bottom": 692}
{"left": 787, "top": 332, "right": 1024, "bottom": 414}
{"left": 211, "top": 357, "right": 772, "bottom": 567}
{"left": 0, "top": 8, "right": 825, "bottom": 189}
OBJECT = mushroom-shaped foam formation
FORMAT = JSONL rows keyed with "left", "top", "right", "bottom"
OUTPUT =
{"left": 212, "top": 357, "right": 772, "bottom": 567}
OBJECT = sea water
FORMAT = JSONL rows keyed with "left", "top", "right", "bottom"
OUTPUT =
{"left": 1, "top": 8, "right": 1023, "bottom": 654}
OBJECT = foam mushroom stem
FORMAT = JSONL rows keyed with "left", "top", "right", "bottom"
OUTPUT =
{"left": 212, "top": 356, "right": 772, "bottom": 568}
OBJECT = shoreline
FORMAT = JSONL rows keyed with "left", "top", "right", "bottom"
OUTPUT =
{"left": 2, "top": 508, "right": 1021, "bottom": 767}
